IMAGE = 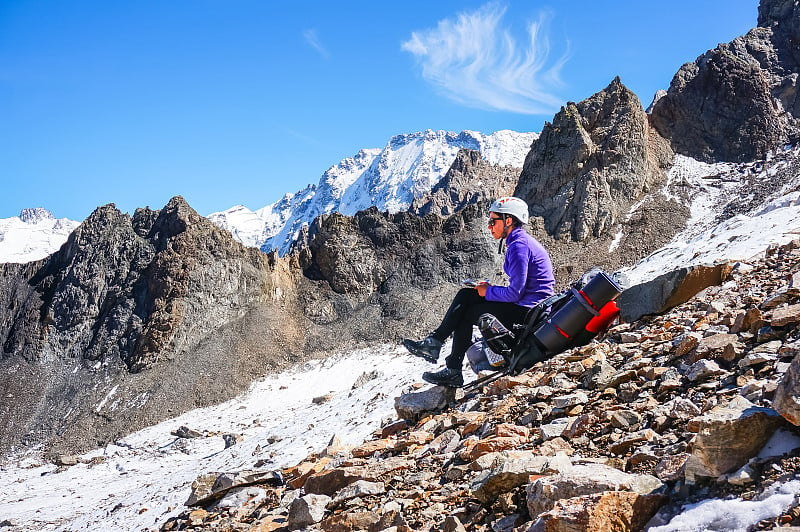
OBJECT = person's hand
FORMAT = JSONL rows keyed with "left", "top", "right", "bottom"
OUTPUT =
{"left": 476, "top": 282, "right": 489, "bottom": 297}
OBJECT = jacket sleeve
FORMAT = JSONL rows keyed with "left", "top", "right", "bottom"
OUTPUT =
{"left": 485, "top": 242, "right": 529, "bottom": 303}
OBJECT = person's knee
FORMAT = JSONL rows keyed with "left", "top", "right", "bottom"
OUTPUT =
{"left": 454, "top": 287, "right": 482, "bottom": 304}
{"left": 455, "top": 287, "right": 473, "bottom": 299}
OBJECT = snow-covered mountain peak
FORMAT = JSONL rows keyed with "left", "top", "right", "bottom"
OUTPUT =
{"left": 0, "top": 209, "right": 80, "bottom": 264}
{"left": 208, "top": 128, "right": 538, "bottom": 255}
{"left": 18, "top": 207, "right": 54, "bottom": 224}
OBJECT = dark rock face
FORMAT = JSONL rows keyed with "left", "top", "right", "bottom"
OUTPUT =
{"left": 1, "top": 197, "right": 276, "bottom": 373}
{"left": 295, "top": 204, "right": 503, "bottom": 345}
{"left": 0, "top": 195, "right": 516, "bottom": 455}
{"left": 411, "top": 149, "right": 520, "bottom": 217}
{"left": 514, "top": 78, "right": 673, "bottom": 243}
{"left": 650, "top": 0, "right": 800, "bottom": 162}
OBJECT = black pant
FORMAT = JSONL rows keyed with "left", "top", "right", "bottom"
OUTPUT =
{"left": 431, "top": 288, "right": 529, "bottom": 370}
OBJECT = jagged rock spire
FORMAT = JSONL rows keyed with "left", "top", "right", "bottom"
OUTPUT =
{"left": 515, "top": 77, "right": 672, "bottom": 242}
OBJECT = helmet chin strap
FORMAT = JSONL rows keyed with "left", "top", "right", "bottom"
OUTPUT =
{"left": 497, "top": 215, "right": 511, "bottom": 254}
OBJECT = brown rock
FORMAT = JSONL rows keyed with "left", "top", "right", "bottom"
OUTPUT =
{"left": 731, "top": 307, "right": 763, "bottom": 333}
{"left": 394, "top": 430, "right": 434, "bottom": 449}
{"left": 188, "top": 509, "right": 208, "bottom": 526}
{"left": 533, "top": 491, "right": 667, "bottom": 532}
{"left": 351, "top": 439, "right": 391, "bottom": 458}
{"left": 442, "top": 515, "right": 468, "bottom": 532}
{"left": 380, "top": 419, "right": 408, "bottom": 438}
{"left": 470, "top": 453, "right": 552, "bottom": 504}
{"left": 539, "top": 437, "right": 575, "bottom": 457}
{"left": 250, "top": 516, "right": 289, "bottom": 531}
{"left": 303, "top": 467, "right": 366, "bottom": 497}
{"left": 609, "top": 429, "right": 658, "bottom": 455}
{"left": 466, "top": 436, "right": 527, "bottom": 460}
{"left": 287, "top": 458, "right": 331, "bottom": 489}
{"left": 319, "top": 511, "right": 381, "bottom": 532}
{"left": 526, "top": 463, "right": 663, "bottom": 518}
{"left": 494, "top": 423, "right": 530, "bottom": 438}
{"left": 654, "top": 453, "right": 691, "bottom": 482}
{"left": 618, "top": 263, "right": 734, "bottom": 322}
{"left": 771, "top": 303, "right": 800, "bottom": 326}
{"left": 685, "top": 396, "right": 784, "bottom": 479}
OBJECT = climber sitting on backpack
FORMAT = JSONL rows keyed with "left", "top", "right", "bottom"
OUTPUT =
{"left": 403, "top": 196, "right": 555, "bottom": 387}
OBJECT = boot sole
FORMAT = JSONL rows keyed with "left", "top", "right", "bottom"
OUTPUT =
{"left": 422, "top": 373, "right": 464, "bottom": 388}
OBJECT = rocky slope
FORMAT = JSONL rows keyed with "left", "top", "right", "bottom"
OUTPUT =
{"left": 161, "top": 238, "right": 800, "bottom": 532}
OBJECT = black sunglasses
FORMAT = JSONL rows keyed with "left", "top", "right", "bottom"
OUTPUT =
{"left": 488, "top": 216, "right": 504, "bottom": 226}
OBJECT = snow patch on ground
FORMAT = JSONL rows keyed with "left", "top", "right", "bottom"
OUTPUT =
{"left": 0, "top": 345, "right": 437, "bottom": 531}
{"left": 623, "top": 153, "right": 800, "bottom": 285}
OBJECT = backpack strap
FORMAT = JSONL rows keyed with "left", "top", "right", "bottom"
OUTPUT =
{"left": 513, "top": 290, "right": 570, "bottom": 348}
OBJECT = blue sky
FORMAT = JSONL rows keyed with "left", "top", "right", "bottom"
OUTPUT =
{"left": 1, "top": 1, "right": 757, "bottom": 221}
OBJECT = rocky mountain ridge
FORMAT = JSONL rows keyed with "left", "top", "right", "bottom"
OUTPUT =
{"left": 515, "top": 77, "right": 674, "bottom": 243}
{"left": 650, "top": 0, "right": 800, "bottom": 162}
{"left": 0, "top": 197, "right": 311, "bottom": 455}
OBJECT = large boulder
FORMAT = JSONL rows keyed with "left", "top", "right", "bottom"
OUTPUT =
{"left": 772, "top": 350, "right": 800, "bottom": 425}
{"left": 394, "top": 385, "right": 458, "bottom": 422}
{"left": 617, "top": 263, "right": 734, "bottom": 322}
{"left": 470, "top": 452, "right": 555, "bottom": 504}
{"left": 529, "top": 491, "right": 667, "bottom": 532}
{"left": 684, "top": 396, "right": 784, "bottom": 480}
{"left": 526, "top": 462, "right": 663, "bottom": 518}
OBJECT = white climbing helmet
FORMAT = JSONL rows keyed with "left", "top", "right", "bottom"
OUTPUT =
{"left": 488, "top": 196, "right": 529, "bottom": 225}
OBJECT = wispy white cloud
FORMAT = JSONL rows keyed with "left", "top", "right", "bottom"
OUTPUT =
{"left": 302, "top": 28, "right": 330, "bottom": 59}
{"left": 401, "top": 3, "right": 569, "bottom": 115}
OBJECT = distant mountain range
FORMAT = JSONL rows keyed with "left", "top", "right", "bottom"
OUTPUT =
{"left": 0, "top": 129, "right": 536, "bottom": 264}
{"left": 207, "top": 129, "right": 537, "bottom": 255}
{"left": 0, "top": 208, "right": 80, "bottom": 263}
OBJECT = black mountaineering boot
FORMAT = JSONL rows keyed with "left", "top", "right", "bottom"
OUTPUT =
{"left": 402, "top": 336, "right": 442, "bottom": 363}
{"left": 422, "top": 367, "right": 464, "bottom": 388}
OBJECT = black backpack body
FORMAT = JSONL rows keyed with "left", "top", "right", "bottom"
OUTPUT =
{"left": 479, "top": 269, "right": 623, "bottom": 376}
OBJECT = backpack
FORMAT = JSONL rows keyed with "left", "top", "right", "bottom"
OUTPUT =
{"left": 479, "top": 269, "right": 623, "bottom": 376}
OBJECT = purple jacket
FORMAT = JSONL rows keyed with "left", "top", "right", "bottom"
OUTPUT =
{"left": 485, "top": 227, "right": 555, "bottom": 307}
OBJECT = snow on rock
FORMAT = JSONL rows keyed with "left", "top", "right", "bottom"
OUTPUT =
{"left": 0, "top": 209, "right": 80, "bottom": 264}
{"left": 647, "top": 480, "right": 800, "bottom": 532}
{"left": 208, "top": 129, "right": 537, "bottom": 255}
